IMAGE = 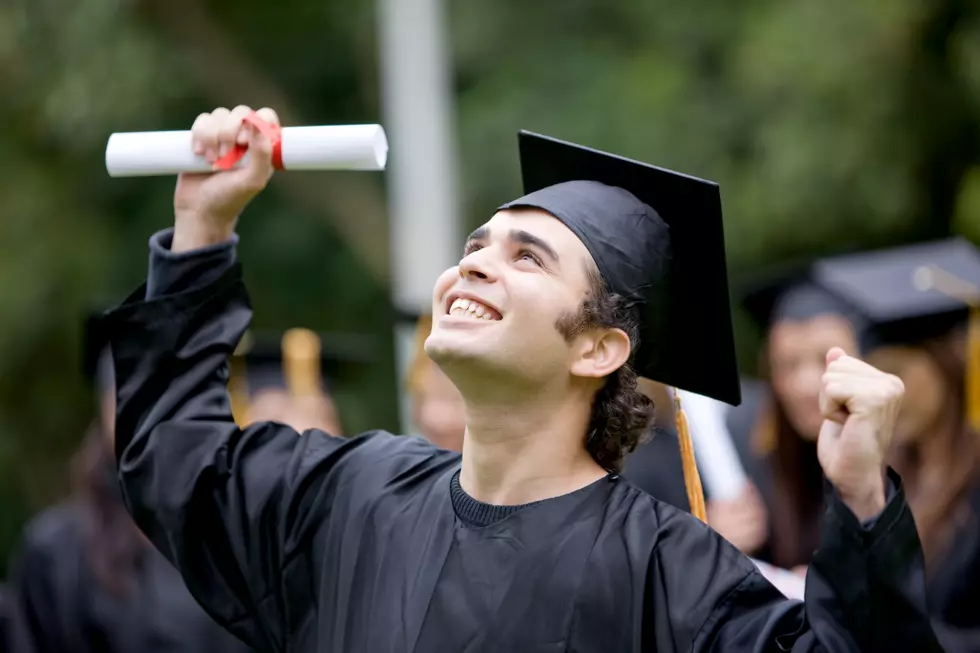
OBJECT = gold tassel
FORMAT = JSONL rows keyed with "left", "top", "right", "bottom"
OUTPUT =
{"left": 674, "top": 391, "right": 707, "bottom": 523}
{"left": 282, "top": 328, "right": 322, "bottom": 398}
{"left": 228, "top": 332, "right": 253, "bottom": 427}
{"left": 968, "top": 306, "right": 980, "bottom": 431}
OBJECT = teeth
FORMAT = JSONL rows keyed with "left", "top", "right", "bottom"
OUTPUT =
{"left": 449, "top": 297, "right": 497, "bottom": 320}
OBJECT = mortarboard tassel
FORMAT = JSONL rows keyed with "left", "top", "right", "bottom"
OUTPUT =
{"left": 673, "top": 390, "right": 707, "bottom": 523}
{"left": 968, "top": 306, "right": 980, "bottom": 432}
{"left": 228, "top": 333, "right": 253, "bottom": 427}
{"left": 913, "top": 265, "right": 980, "bottom": 432}
{"left": 282, "top": 328, "right": 323, "bottom": 398}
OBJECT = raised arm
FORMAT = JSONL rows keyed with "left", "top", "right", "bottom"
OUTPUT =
{"left": 104, "top": 106, "right": 451, "bottom": 651}
{"left": 652, "top": 349, "right": 944, "bottom": 651}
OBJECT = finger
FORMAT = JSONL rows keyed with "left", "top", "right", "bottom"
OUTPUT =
{"left": 254, "top": 107, "right": 281, "bottom": 128}
{"left": 826, "top": 346, "right": 847, "bottom": 365}
{"left": 819, "top": 384, "right": 849, "bottom": 424}
{"left": 191, "top": 112, "right": 217, "bottom": 160}
{"left": 825, "top": 354, "right": 885, "bottom": 378}
{"left": 204, "top": 107, "right": 230, "bottom": 161}
{"left": 216, "top": 105, "right": 251, "bottom": 157}
{"left": 229, "top": 105, "right": 254, "bottom": 146}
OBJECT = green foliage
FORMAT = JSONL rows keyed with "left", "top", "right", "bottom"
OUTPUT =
{"left": 0, "top": 0, "right": 977, "bottom": 575}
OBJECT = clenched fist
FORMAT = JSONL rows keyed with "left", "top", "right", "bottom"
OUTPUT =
{"left": 817, "top": 347, "right": 904, "bottom": 521}
{"left": 172, "top": 105, "right": 280, "bottom": 253}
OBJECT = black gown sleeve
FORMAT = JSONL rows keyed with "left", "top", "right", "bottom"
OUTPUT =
{"left": 103, "top": 251, "right": 444, "bottom": 652}
{"left": 665, "top": 470, "right": 944, "bottom": 652}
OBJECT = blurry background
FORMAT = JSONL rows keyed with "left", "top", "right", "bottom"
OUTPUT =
{"left": 0, "top": 0, "right": 979, "bottom": 577}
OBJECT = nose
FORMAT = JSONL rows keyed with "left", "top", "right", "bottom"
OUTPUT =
{"left": 458, "top": 247, "right": 499, "bottom": 283}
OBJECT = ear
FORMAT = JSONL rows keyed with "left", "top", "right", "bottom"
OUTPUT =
{"left": 569, "top": 327, "right": 632, "bottom": 379}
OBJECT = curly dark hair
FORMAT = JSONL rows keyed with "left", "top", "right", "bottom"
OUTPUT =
{"left": 556, "top": 266, "right": 655, "bottom": 472}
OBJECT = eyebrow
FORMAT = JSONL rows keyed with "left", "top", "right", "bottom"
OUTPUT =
{"left": 464, "top": 227, "right": 561, "bottom": 265}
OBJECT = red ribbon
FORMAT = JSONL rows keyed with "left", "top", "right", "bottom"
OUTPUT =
{"left": 212, "top": 111, "right": 283, "bottom": 171}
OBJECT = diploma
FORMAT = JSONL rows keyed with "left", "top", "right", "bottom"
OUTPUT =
{"left": 105, "top": 124, "right": 388, "bottom": 177}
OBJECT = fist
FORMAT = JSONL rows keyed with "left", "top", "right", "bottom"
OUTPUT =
{"left": 172, "top": 105, "right": 280, "bottom": 252}
{"left": 817, "top": 347, "right": 904, "bottom": 520}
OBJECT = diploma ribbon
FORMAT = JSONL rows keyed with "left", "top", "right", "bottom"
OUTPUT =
{"left": 213, "top": 111, "right": 284, "bottom": 172}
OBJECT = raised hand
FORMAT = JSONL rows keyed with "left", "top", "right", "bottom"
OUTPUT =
{"left": 817, "top": 346, "right": 904, "bottom": 521}
{"left": 172, "top": 105, "right": 280, "bottom": 252}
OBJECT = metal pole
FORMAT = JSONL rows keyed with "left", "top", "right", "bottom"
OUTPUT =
{"left": 378, "top": 0, "right": 460, "bottom": 433}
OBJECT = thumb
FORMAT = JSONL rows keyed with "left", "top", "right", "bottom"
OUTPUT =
{"left": 826, "top": 346, "right": 846, "bottom": 365}
{"left": 245, "top": 121, "right": 275, "bottom": 174}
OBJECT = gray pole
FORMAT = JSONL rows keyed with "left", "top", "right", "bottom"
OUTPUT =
{"left": 378, "top": 0, "right": 460, "bottom": 432}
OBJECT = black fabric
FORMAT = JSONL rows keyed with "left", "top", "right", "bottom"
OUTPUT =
{"left": 5, "top": 502, "right": 254, "bottom": 653}
{"left": 449, "top": 471, "right": 537, "bottom": 528}
{"left": 103, "top": 264, "right": 944, "bottom": 652}
{"left": 925, "top": 481, "right": 980, "bottom": 652}
{"left": 499, "top": 131, "right": 740, "bottom": 406}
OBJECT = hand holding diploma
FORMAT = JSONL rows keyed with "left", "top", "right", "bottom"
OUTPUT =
{"left": 170, "top": 105, "right": 282, "bottom": 252}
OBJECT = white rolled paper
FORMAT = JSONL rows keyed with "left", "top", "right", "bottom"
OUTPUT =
{"left": 105, "top": 124, "right": 388, "bottom": 177}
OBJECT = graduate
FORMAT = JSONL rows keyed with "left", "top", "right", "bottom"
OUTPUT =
{"left": 5, "top": 315, "right": 254, "bottom": 653}
{"left": 813, "top": 238, "right": 980, "bottom": 653}
{"left": 102, "top": 105, "right": 942, "bottom": 652}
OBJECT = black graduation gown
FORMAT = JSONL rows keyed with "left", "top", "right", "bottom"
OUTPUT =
{"left": 925, "top": 481, "right": 980, "bottom": 652}
{"left": 102, "top": 263, "right": 943, "bottom": 652}
{"left": 5, "top": 501, "right": 254, "bottom": 653}
{"left": 621, "top": 426, "right": 691, "bottom": 512}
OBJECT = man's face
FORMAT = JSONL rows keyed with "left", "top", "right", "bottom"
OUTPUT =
{"left": 425, "top": 208, "right": 597, "bottom": 386}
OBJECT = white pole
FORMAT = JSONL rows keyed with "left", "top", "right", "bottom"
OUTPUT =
{"left": 378, "top": 0, "right": 460, "bottom": 432}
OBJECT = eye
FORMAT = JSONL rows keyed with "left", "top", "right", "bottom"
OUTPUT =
{"left": 516, "top": 249, "right": 542, "bottom": 266}
{"left": 462, "top": 242, "right": 482, "bottom": 257}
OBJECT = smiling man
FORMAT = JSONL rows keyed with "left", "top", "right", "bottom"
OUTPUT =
{"left": 103, "top": 105, "right": 942, "bottom": 652}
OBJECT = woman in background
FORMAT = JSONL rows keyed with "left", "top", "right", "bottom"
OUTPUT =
{"left": 709, "top": 276, "right": 862, "bottom": 573}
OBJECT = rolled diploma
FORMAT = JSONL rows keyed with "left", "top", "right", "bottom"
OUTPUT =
{"left": 105, "top": 124, "right": 388, "bottom": 177}
{"left": 749, "top": 559, "right": 806, "bottom": 600}
{"left": 675, "top": 389, "right": 749, "bottom": 501}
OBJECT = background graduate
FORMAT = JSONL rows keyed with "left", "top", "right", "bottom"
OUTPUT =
{"left": 103, "top": 105, "right": 942, "bottom": 652}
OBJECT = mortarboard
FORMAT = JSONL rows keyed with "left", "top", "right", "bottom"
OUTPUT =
{"left": 737, "top": 261, "right": 865, "bottom": 335}
{"left": 812, "top": 237, "right": 980, "bottom": 429}
{"left": 229, "top": 328, "right": 376, "bottom": 426}
{"left": 498, "top": 130, "right": 742, "bottom": 522}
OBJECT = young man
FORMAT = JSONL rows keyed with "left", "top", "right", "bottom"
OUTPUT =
{"left": 104, "top": 105, "right": 941, "bottom": 652}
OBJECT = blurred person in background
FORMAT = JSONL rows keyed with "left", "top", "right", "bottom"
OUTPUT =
{"left": 405, "top": 313, "right": 466, "bottom": 451}
{"left": 812, "top": 237, "right": 980, "bottom": 653}
{"left": 709, "top": 271, "right": 863, "bottom": 574}
{"left": 229, "top": 328, "right": 346, "bottom": 435}
{"left": 5, "top": 316, "right": 254, "bottom": 653}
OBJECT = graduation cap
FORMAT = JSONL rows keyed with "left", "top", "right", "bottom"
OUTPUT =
{"left": 498, "top": 130, "right": 742, "bottom": 522}
{"left": 812, "top": 237, "right": 980, "bottom": 429}
{"left": 230, "top": 328, "right": 375, "bottom": 426}
{"left": 736, "top": 261, "right": 864, "bottom": 335}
